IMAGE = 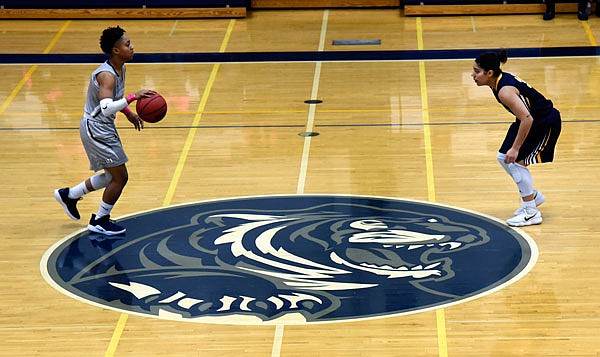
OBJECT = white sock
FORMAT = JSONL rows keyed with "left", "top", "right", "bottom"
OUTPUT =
{"left": 523, "top": 200, "right": 536, "bottom": 208}
{"left": 97, "top": 201, "right": 114, "bottom": 218}
{"left": 68, "top": 182, "right": 90, "bottom": 199}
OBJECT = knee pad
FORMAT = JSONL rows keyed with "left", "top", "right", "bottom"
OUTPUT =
{"left": 514, "top": 163, "right": 534, "bottom": 197}
{"left": 90, "top": 171, "right": 112, "bottom": 190}
{"left": 508, "top": 163, "right": 522, "bottom": 183}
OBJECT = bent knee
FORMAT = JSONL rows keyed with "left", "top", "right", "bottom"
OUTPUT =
{"left": 106, "top": 168, "right": 129, "bottom": 186}
{"left": 115, "top": 173, "right": 129, "bottom": 186}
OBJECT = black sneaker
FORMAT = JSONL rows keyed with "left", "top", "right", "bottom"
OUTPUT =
{"left": 578, "top": 10, "right": 589, "bottom": 20}
{"left": 88, "top": 214, "right": 126, "bottom": 235}
{"left": 543, "top": 11, "right": 555, "bottom": 20}
{"left": 54, "top": 187, "right": 81, "bottom": 220}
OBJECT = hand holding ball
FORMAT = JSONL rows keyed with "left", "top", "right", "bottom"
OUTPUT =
{"left": 136, "top": 92, "right": 167, "bottom": 123}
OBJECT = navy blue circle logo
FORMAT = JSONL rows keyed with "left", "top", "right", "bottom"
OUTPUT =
{"left": 42, "top": 195, "right": 537, "bottom": 325}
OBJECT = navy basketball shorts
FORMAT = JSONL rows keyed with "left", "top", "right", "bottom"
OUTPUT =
{"left": 499, "top": 109, "right": 562, "bottom": 165}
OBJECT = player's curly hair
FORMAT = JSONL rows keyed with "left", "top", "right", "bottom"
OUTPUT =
{"left": 99, "top": 26, "right": 126, "bottom": 55}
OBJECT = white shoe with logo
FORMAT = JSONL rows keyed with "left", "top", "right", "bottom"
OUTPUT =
{"left": 514, "top": 191, "right": 546, "bottom": 216}
{"left": 506, "top": 207, "right": 542, "bottom": 227}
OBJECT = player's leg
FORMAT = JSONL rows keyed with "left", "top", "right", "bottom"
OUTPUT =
{"left": 55, "top": 117, "right": 119, "bottom": 221}
{"left": 497, "top": 122, "right": 541, "bottom": 202}
{"left": 578, "top": 0, "right": 589, "bottom": 20}
{"left": 496, "top": 153, "right": 543, "bottom": 212}
{"left": 497, "top": 123, "right": 542, "bottom": 226}
{"left": 100, "top": 164, "right": 128, "bottom": 207}
{"left": 499, "top": 159, "right": 542, "bottom": 226}
{"left": 88, "top": 164, "right": 128, "bottom": 235}
{"left": 54, "top": 171, "right": 113, "bottom": 221}
{"left": 544, "top": 0, "right": 556, "bottom": 20}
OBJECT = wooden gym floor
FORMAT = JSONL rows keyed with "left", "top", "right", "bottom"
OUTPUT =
{"left": 1, "top": 9, "right": 600, "bottom": 357}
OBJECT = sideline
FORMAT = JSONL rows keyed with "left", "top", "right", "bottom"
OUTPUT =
{"left": 416, "top": 16, "right": 449, "bottom": 357}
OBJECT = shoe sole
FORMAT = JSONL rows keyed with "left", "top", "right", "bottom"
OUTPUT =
{"left": 54, "top": 189, "right": 79, "bottom": 221}
{"left": 87, "top": 224, "right": 126, "bottom": 236}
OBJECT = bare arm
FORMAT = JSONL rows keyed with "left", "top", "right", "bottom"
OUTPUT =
{"left": 96, "top": 71, "right": 153, "bottom": 131}
{"left": 96, "top": 71, "right": 116, "bottom": 101}
{"left": 497, "top": 86, "right": 533, "bottom": 164}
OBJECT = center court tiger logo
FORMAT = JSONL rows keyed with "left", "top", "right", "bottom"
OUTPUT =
{"left": 42, "top": 195, "right": 537, "bottom": 325}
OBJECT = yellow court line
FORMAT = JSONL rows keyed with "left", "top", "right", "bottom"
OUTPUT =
{"left": 416, "top": 18, "right": 436, "bottom": 203}
{"left": 43, "top": 20, "right": 72, "bottom": 54}
{"left": 581, "top": 21, "right": 598, "bottom": 46}
{"left": 0, "top": 66, "right": 37, "bottom": 116}
{"left": 163, "top": 19, "right": 235, "bottom": 207}
{"left": 0, "top": 20, "right": 71, "bottom": 116}
{"left": 416, "top": 17, "right": 449, "bottom": 357}
{"left": 436, "top": 309, "right": 449, "bottom": 355}
{"left": 104, "top": 314, "right": 128, "bottom": 357}
{"left": 103, "top": 20, "right": 236, "bottom": 357}
{"left": 418, "top": 60, "right": 436, "bottom": 203}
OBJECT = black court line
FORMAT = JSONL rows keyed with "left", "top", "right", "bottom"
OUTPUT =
{"left": 1, "top": 46, "right": 600, "bottom": 64}
{"left": 1, "top": 119, "right": 598, "bottom": 131}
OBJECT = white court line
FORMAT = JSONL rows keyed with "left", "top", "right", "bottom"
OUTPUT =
{"left": 271, "top": 324, "right": 285, "bottom": 357}
{"left": 168, "top": 20, "right": 179, "bottom": 37}
{"left": 274, "top": 9, "right": 329, "bottom": 357}
{"left": 296, "top": 9, "right": 328, "bottom": 195}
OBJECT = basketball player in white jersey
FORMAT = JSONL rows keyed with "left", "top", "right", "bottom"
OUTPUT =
{"left": 54, "top": 26, "right": 154, "bottom": 235}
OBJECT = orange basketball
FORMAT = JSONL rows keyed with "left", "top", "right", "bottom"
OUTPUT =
{"left": 136, "top": 93, "right": 167, "bottom": 123}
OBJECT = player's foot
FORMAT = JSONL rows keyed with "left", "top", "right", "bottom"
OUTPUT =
{"left": 578, "top": 10, "right": 589, "bottom": 21}
{"left": 54, "top": 187, "right": 81, "bottom": 220}
{"left": 88, "top": 214, "right": 126, "bottom": 235}
{"left": 506, "top": 207, "right": 542, "bottom": 227}
{"left": 514, "top": 191, "right": 546, "bottom": 215}
{"left": 543, "top": 11, "right": 555, "bottom": 20}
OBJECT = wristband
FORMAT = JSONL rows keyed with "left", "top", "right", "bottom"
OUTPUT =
{"left": 125, "top": 93, "right": 136, "bottom": 103}
{"left": 121, "top": 106, "right": 132, "bottom": 115}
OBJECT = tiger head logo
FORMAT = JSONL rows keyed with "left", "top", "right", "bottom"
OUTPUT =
{"left": 201, "top": 211, "right": 489, "bottom": 291}
{"left": 44, "top": 196, "right": 534, "bottom": 324}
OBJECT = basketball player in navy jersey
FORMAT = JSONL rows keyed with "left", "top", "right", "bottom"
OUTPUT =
{"left": 472, "top": 50, "right": 562, "bottom": 227}
{"left": 54, "top": 26, "right": 154, "bottom": 235}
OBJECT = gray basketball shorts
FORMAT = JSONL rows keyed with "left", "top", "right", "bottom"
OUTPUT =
{"left": 80, "top": 117, "right": 129, "bottom": 172}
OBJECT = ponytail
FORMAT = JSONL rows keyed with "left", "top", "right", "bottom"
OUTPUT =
{"left": 475, "top": 49, "right": 508, "bottom": 76}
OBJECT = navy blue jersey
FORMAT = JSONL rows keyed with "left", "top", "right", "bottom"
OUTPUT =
{"left": 494, "top": 72, "right": 562, "bottom": 164}
{"left": 493, "top": 72, "right": 555, "bottom": 122}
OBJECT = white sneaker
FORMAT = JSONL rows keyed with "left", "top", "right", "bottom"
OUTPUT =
{"left": 506, "top": 207, "right": 542, "bottom": 227}
{"left": 514, "top": 191, "right": 546, "bottom": 215}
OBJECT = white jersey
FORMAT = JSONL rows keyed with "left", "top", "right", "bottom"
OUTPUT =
{"left": 84, "top": 61, "right": 126, "bottom": 124}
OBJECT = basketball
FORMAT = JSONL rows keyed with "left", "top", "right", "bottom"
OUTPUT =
{"left": 136, "top": 93, "right": 167, "bottom": 123}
